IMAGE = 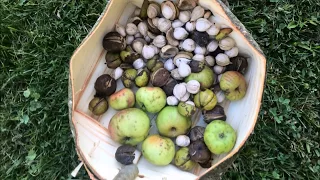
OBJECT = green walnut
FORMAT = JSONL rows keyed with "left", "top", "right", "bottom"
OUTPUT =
{"left": 88, "top": 97, "right": 108, "bottom": 115}
{"left": 177, "top": 101, "right": 196, "bottom": 117}
{"left": 174, "top": 147, "right": 196, "bottom": 171}
{"left": 185, "top": 66, "right": 215, "bottom": 89}
{"left": 194, "top": 89, "right": 217, "bottom": 111}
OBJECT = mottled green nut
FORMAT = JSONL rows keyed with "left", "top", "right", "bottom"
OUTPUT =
{"left": 177, "top": 101, "right": 196, "bottom": 117}
{"left": 121, "top": 69, "right": 137, "bottom": 88}
{"left": 120, "top": 50, "right": 140, "bottom": 64}
{"left": 135, "top": 70, "right": 149, "bottom": 87}
{"left": 152, "top": 61, "right": 164, "bottom": 72}
{"left": 105, "top": 52, "right": 122, "bottom": 69}
{"left": 88, "top": 97, "right": 108, "bottom": 116}
{"left": 194, "top": 89, "right": 217, "bottom": 111}
{"left": 174, "top": 147, "right": 196, "bottom": 171}
{"left": 215, "top": 28, "right": 233, "bottom": 41}
{"left": 146, "top": 58, "right": 157, "bottom": 71}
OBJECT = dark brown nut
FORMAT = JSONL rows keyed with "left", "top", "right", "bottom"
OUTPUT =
{"left": 94, "top": 74, "right": 117, "bottom": 97}
{"left": 162, "top": 78, "right": 178, "bottom": 96}
{"left": 209, "top": 47, "right": 224, "bottom": 58}
{"left": 189, "top": 140, "right": 211, "bottom": 163}
{"left": 226, "top": 56, "right": 248, "bottom": 74}
{"left": 120, "top": 63, "right": 134, "bottom": 70}
{"left": 88, "top": 97, "right": 108, "bottom": 116}
{"left": 191, "top": 31, "right": 210, "bottom": 47}
{"left": 135, "top": 69, "right": 150, "bottom": 87}
{"left": 102, "top": 32, "right": 126, "bottom": 52}
{"left": 189, "top": 61, "right": 205, "bottom": 73}
{"left": 151, "top": 68, "right": 170, "bottom": 87}
{"left": 199, "top": 159, "right": 212, "bottom": 168}
{"left": 189, "top": 126, "right": 205, "bottom": 142}
{"left": 105, "top": 52, "right": 122, "bottom": 69}
{"left": 202, "top": 105, "right": 226, "bottom": 124}
{"left": 115, "top": 145, "right": 136, "bottom": 165}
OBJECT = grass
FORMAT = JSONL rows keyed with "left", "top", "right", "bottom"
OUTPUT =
{"left": 0, "top": 0, "right": 319, "bottom": 179}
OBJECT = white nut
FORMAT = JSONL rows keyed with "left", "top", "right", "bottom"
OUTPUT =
{"left": 162, "top": 3, "right": 174, "bottom": 20}
{"left": 179, "top": 11, "right": 191, "bottom": 23}
{"left": 194, "top": 45, "right": 207, "bottom": 55}
{"left": 172, "top": 20, "right": 184, "bottom": 28}
{"left": 149, "top": 45, "right": 160, "bottom": 54}
{"left": 219, "top": 37, "right": 236, "bottom": 50}
{"left": 132, "top": 40, "right": 144, "bottom": 54}
{"left": 207, "top": 40, "right": 218, "bottom": 52}
{"left": 185, "top": 21, "right": 196, "bottom": 32}
{"left": 126, "top": 23, "right": 138, "bottom": 35}
{"left": 158, "top": 18, "right": 172, "bottom": 32}
{"left": 142, "top": 45, "right": 156, "bottom": 59}
{"left": 216, "top": 91, "right": 226, "bottom": 103}
{"left": 144, "top": 35, "right": 151, "bottom": 43}
{"left": 173, "top": 27, "right": 189, "bottom": 40}
{"left": 180, "top": 91, "right": 190, "bottom": 102}
{"left": 178, "top": 62, "right": 191, "bottom": 78}
{"left": 152, "top": 17, "right": 159, "bottom": 27}
{"left": 138, "top": 22, "right": 148, "bottom": 37}
{"left": 126, "top": 35, "right": 134, "bottom": 45}
{"left": 171, "top": 68, "right": 184, "bottom": 80}
{"left": 225, "top": 47, "right": 239, "bottom": 58}
{"left": 152, "top": 35, "right": 166, "bottom": 48}
{"left": 133, "top": 58, "right": 145, "bottom": 69}
{"left": 213, "top": 65, "right": 226, "bottom": 74}
{"left": 191, "top": 6, "right": 205, "bottom": 21}
{"left": 185, "top": 100, "right": 195, "bottom": 106}
{"left": 215, "top": 53, "right": 230, "bottom": 66}
{"left": 135, "top": 32, "right": 143, "bottom": 38}
{"left": 182, "top": 39, "right": 196, "bottom": 52}
{"left": 167, "top": 96, "right": 179, "bottom": 106}
{"left": 112, "top": 67, "right": 123, "bottom": 80}
{"left": 173, "top": 83, "right": 187, "bottom": 100}
{"left": 115, "top": 24, "right": 126, "bottom": 37}
{"left": 196, "top": 18, "right": 212, "bottom": 32}
{"left": 176, "top": 135, "right": 190, "bottom": 147}
{"left": 187, "top": 80, "right": 200, "bottom": 94}
{"left": 208, "top": 15, "right": 221, "bottom": 28}
{"left": 164, "top": 59, "right": 175, "bottom": 71}
{"left": 206, "top": 24, "right": 220, "bottom": 36}
{"left": 205, "top": 56, "right": 215, "bottom": 66}
{"left": 174, "top": 57, "right": 191, "bottom": 67}
{"left": 192, "top": 54, "right": 205, "bottom": 62}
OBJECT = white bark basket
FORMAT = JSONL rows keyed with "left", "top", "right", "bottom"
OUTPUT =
{"left": 68, "top": 0, "right": 266, "bottom": 179}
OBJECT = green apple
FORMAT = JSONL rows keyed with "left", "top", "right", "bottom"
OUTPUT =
{"left": 136, "top": 87, "right": 167, "bottom": 113}
{"left": 142, "top": 134, "right": 175, "bottom": 166}
{"left": 219, "top": 71, "right": 247, "bottom": 101}
{"left": 156, "top": 106, "right": 191, "bottom": 138}
{"left": 204, "top": 120, "right": 237, "bottom": 154}
{"left": 108, "top": 108, "right": 150, "bottom": 146}
{"left": 109, "top": 88, "right": 135, "bottom": 110}
{"left": 185, "top": 66, "right": 215, "bottom": 89}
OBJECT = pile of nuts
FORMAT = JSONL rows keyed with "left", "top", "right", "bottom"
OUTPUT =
{"left": 90, "top": 0, "right": 249, "bottom": 171}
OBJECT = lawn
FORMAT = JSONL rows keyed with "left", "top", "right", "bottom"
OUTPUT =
{"left": 0, "top": 0, "right": 319, "bottom": 179}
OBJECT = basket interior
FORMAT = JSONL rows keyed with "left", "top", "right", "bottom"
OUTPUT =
{"left": 70, "top": 0, "right": 266, "bottom": 179}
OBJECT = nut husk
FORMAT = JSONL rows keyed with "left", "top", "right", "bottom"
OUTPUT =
{"left": 151, "top": 68, "right": 170, "bottom": 87}
{"left": 135, "top": 69, "right": 150, "bottom": 87}
{"left": 115, "top": 145, "right": 136, "bottom": 165}
{"left": 226, "top": 56, "right": 248, "bottom": 74}
{"left": 105, "top": 52, "right": 122, "bottom": 69}
{"left": 139, "top": 0, "right": 149, "bottom": 20}
{"left": 202, "top": 105, "right": 226, "bottom": 124}
{"left": 120, "top": 63, "right": 134, "bottom": 70}
{"left": 189, "top": 140, "right": 211, "bottom": 163}
{"left": 194, "top": 89, "right": 217, "bottom": 111}
{"left": 178, "top": 0, "right": 197, "bottom": 10}
{"left": 215, "top": 28, "right": 233, "bottom": 41}
{"left": 162, "top": 78, "right": 178, "bottom": 96}
{"left": 120, "top": 47, "right": 140, "bottom": 64}
{"left": 189, "top": 126, "right": 205, "bottom": 142}
{"left": 147, "top": 18, "right": 162, "bottom": 35}
{"left": 94, "top": 74, "right": 117, "bottom": 97}
{"left": 199, "top": 159, "right": 213, "bottom": 168}
{"left": 189, "top": 60, "right": 205, "bottom": 73}
{"left": 121, "top": 69, "right": 138, "bottom": 88}
{"left": 88, "top": 97, "right": 108, "bottom": 116}
{"left": 147, "top": 59, "right": 164, "bottom": 72}
{"left": 190, "top": 31, "right": 210, "bottom": 47}
{"left": 102, "top": 32, "right": 126, "bottom": 52}
{"left": 174, "top": 147, "right": 196, "bottom": 171}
